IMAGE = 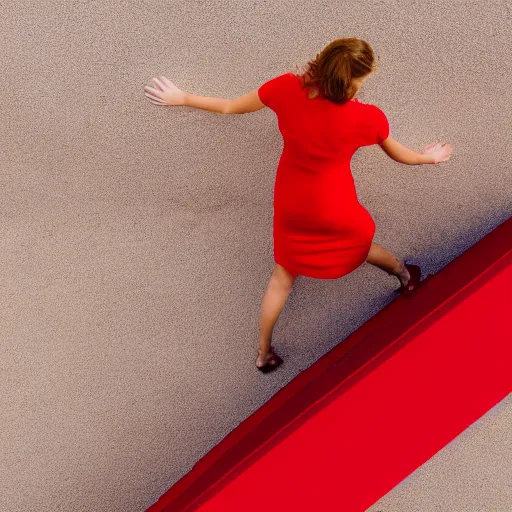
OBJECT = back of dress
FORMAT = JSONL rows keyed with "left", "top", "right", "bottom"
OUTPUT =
{"left": 258, "top": 72, "right": 389, "bottom": 173}
{"left": 257, "top": 72, "right": 389, "bottom": 280}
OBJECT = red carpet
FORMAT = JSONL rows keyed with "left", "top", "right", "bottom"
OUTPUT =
{"left": 147, "top": 217, "right": 512, "bottom": 512}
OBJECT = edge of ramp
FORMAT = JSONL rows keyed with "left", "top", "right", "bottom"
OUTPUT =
{"left": 147, "top": 217, "right": 512, "bottom": 512}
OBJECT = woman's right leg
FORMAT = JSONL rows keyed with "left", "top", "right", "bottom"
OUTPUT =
{"left": 366, "top": 242, "right": 413, "bottom": 290}
{"left": 256, "top": 263, "right": 297, "bottom": 368}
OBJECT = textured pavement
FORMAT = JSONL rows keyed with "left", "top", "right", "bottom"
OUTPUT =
{"left": 1, "top": 1, "right": 511, "bottom": 510}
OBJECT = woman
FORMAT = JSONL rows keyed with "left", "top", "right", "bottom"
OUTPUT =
{"left": 144, "top": 38, "right": 453, "bottom": 373}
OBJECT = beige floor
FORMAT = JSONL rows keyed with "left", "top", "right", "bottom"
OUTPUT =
{"left": 368, "top": 395, "right": 512, "bottom": 512}
{"left": 1, "top": 1, "right": 511, "bottom": 511}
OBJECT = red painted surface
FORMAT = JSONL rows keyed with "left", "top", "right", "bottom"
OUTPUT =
{"left": 147, "top": 217, "right": 512, "bottom": 512}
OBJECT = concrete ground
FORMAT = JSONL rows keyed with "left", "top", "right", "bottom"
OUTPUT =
{"left": 368, "top": 395, "right": 512, "bottom": 512}
{"left": 1, "top": 1, "right": 510, "bottom": 510}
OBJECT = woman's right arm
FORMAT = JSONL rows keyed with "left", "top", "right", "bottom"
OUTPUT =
{"left": 379, "top": 137, "right": 452, "bottom": 165}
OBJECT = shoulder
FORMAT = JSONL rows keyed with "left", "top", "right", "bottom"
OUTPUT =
{"left": 356, "top": 102, "right": 388, "bottom": 124}
{"left": 259, "top": 72, "right": 298, "bottom": 89}
{"left": 358, "top": 103, "right": 389, "bottom": 142}
{"left": 357, "top": 101, "right": 386, "bottom": 116}
{"left": 258, "top": 72, "right": 299, "bottom": 107}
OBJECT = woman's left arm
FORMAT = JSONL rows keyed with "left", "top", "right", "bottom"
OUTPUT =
{"left": 144, "top": 76, "right": 265, "bottom": 114}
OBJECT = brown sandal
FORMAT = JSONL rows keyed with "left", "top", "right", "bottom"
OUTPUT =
{"left": 396, "top": 261, "right": 422, "bottom": 296}
{"left": 256, "top": 350, "right": 283, "bottom": 374}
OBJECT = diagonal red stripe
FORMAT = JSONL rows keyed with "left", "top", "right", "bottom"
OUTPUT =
{"left": 147, "top": 217, "right": 512, "bottom": 512}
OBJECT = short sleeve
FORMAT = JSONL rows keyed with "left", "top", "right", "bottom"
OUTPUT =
{"left": 258, "top": 73, "right": 294, "bottom": 112}
{"left": 370, "top": 105, "right": 390, "bottom": 144}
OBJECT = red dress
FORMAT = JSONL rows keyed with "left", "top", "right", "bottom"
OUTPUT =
{"left": 258, "top": 72, "right": 390, "bottom": 279}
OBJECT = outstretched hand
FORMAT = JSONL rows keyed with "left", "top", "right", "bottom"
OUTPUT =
{"left": 421, "top": 142, "right": 453, "bottom": 163}
{"left": 144, "top": 76, "right": 186, "bottom": 106}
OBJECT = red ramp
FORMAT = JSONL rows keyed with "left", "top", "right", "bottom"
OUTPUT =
{"left": 148, "top": 217, "right": 512, "bottom": 512}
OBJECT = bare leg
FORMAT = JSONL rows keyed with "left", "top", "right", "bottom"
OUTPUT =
{"left": 366, "top": 242, "right": 413, "bottom": 290}
{"left": 256, "top": 263, "right": 297, "bottom": 367}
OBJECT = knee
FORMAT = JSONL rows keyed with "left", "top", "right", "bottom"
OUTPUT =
{"left": 272, "top": 264, "right": 296, "bottom": 291}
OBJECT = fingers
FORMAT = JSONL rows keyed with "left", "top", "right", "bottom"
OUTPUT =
{"left": 144, "top": 85, "right": 162, "bottom": 97}
{"left": 421, "top": 141, "right": 452, "bottom": 163}
{"left": 144, "top": 88, "right": 166, "bottom": 104}
{"left": 144, "top": 85, "right": 166, "bottom": 102}
{"left": 421, "top": 142, "right": 438, "bottom": 154}
{"left": 146, "top": 97, "right": 166, "bottom": 105}
{"left": 152, "top": 77, "right": 165, "bottom": 91}
{"left": 441, "top": 144, "right": 453, "bottom": 162}
{"left": 160, "top": 76, "right": 174, "bottom": 87}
